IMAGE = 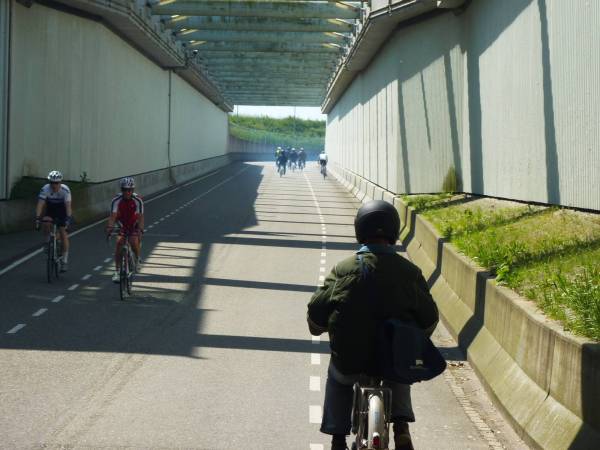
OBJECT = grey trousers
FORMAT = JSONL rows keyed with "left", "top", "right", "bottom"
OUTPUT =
{"left": 320, "top": 362, "right": 415, "bottom": 436}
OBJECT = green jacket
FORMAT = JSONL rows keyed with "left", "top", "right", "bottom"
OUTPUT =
{"left": 307, "top": 244, "right": 439, "bottom": 375}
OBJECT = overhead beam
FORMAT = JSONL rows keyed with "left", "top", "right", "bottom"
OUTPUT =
{"left": 190, "top": 41, "right": 343, "bottom": 53}
{"left": 204, "top": 63, "right": 336, "bottom": 72}
{"left": 199, "top": 53, "right": 339, "bottom": 63}
{"left": 151, "top": 1, "right": 360, "bottom": 20}
{"left": 164, "top": 16, "right": 354, "bottom": 33}
{"left": 177, "top": 30, "right": 349, "bottom": 45}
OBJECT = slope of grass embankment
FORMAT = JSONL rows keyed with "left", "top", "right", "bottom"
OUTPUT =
{"left": 403, "top": 194, "right": 600, "bottom": 341}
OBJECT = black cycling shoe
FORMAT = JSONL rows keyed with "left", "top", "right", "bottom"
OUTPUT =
{"left": 331, "top": 434, "right": 348, "bottom": 450}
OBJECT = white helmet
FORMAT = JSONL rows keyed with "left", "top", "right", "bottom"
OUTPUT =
{"left": 47, "top": 170, "right": 63, "bottom": 182}
{"left": 120, "top": 177, "right": 135, "bottom": 189}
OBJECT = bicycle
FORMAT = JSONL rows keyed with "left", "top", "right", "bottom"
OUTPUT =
{"left": 320, "top": 163, "right": 327, "bottom": 178}
{"left": 278, "top": 162, "right": 286, "bottom": 177}
{"left": 39, "top": 218, "right": 63, "bottom": 283}
{"left": 351, "top": 377, "right": 392, "bottom": 450}
{"left": 298, "top": 160, "right": 306, "bottom": 171}
{"left": 107, "top": 227, "right": 137, "bottom": 301}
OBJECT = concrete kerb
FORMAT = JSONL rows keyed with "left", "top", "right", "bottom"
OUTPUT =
{"left": 327, "top": 163, "right": 600, "bottom": 449}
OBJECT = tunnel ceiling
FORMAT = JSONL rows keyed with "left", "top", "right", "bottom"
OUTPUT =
{"left": 150, "top": 0, "right": 361, "bottom": 106}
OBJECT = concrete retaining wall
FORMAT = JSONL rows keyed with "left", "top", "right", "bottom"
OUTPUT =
{"left": 0, "top": 154, "right": 233, "bottom": 233}
{"left": 328, "top": 163, "right": 600, "bottom": 450}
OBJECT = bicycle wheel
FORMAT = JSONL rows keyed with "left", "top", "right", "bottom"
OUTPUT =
{"left": 119, "top": 249, "right": 128, "bottom": 301}
{"left": 46, "top": 239, "right": 54, "bottom": 283}
{"left": 367, "top": 394, "right": 385, "bottom": 448}
{"left": 126, "top": 253, "right": 134, "bottom": 295}
{"left": 55, "top": 239, "right": 62, "bottom": 279}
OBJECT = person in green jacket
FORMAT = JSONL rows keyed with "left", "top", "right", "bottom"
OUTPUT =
{"left": 307, "top": 200, "right": 440, "bottom": 450}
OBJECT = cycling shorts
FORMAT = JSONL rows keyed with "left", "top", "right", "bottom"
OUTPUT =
{"left": 45, "top": 202, "right": 68, "bottom": 227}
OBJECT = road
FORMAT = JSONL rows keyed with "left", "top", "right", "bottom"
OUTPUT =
{"left": 0, "top": 162, "right": 526, "bottom": 449}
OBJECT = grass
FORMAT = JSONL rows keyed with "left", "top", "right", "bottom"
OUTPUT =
{"left": 404, "top": 195, "right": 600, "bottom": 341}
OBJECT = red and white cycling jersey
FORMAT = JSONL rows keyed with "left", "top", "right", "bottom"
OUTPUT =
{"left": 111, "top": 193, "right": 143, "bottom": 231}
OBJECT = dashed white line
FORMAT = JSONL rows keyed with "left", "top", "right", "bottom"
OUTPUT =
{"left": 310, "top": 376, "right": 321, "bottom": 392}
{"left": 312, "top": 335, "right": 320, "bottom": 344}
{"left": 318, "top": 275, "right": 325, "bottom": 282}
{"left": 93, "top": 265, "right": 102, "bottom": 271}
{"left": 310, "top": 444, "right": 324, "bottom": 450}
{"left": 311, "top": 353, "right": 321, "bottom": 365}
{"left": 32, "top": 308, "right": 48, "bottom": 317}
{"left": 52, "top": 295, "right": 64, "bottom": 303}
{"left": 321, "top": 252, "right": 326, "bottom": 257}
{"left": 6, "top": 324, "right": 26, "bottom": 334}
{"left": 319, "top": 267, "right": 325, "bottom": 272}
{"left": 104, "top": 258, "right": 112, "bottom": 263}
{"left": 67, "top": 284, "right": 79, "bottom": 291}
{"left": 320, "top": 259, "right": 326, "bottom": 264}
{"left": 309, "top": 405, "right": 323, "bottom": 424}
{"left": 81, "top": 274, "right": 91, "bottom": 281}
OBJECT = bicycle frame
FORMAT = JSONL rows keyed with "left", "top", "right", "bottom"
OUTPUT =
{"left": 109, "top": 227, "right": 136, "bottom": 300}
{"left": 351, "top": 378, "right": 392, "bottom": 450}
{"left": 41, "top": 219, "right": 62, "bottom": 283}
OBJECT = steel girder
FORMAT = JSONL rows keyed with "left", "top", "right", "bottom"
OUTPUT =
{"left": 164, "top": 16, "right": 353, "bottom": 33}
{"left": 152, "top": 1, "right": 360, "bottom": 20}
{"left": 203, "top": 62, "right": 336, "bottom": 71}
{"left": 198, "top": 52, "right": 339, "bottom": 62}
{"left": 177, "top": 30, "right": 349, "bottom": 45}
{"left": 190, "top": 41, "right": 343, "bottom": 53}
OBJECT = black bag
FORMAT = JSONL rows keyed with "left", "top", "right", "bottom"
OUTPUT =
{"left": 378, "top": 318, "right": 447, "bottom": 384}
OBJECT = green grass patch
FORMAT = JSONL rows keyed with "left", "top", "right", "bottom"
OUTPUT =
{"left": 229, "top": 114, "right": 325, "bottom": 150}
{"left": 406, "top": 195, "right": 600, "bottom": 341}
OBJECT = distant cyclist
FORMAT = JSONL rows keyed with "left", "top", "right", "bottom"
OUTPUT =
{"left": 35, "top": 170, "right": 73, "bottom": 272}
{"left": 298, "top": 148, "right": 307, "bottom": 170}
{"left": 106, "top": 177, "right": 144, "bottom": 283}
{"left": 289, "top": 148, "right": 299, "bottom": 171}
{"left": 276, "top": 149, "right": 288, "bottom": 176}
{"left": 275, "top": 146, "right": 283, "bottom": 169}
{"left": 319, "top": 151, "right": 328, "bottom": 175}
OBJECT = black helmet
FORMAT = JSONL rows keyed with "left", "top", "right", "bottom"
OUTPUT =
{"left": 354, "top": 200, "right": 400, "bottom": 244}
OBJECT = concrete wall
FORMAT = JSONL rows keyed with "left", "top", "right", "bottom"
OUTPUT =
{"left": 326, "top": 0, "right": 600, "bottom": 211}
{"left": 6, "top": 1, "right": 228, "bottom": 196}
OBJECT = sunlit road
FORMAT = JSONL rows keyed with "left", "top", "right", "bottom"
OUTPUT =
{"left": 0, "top": 162, "right": 521, "bottom": 449}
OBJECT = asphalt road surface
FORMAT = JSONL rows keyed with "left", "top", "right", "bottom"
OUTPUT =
{"left": 0, "top": 162, "right": 527, "bottom": 449}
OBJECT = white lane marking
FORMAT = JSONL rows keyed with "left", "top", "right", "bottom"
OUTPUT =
{"left": 32, "top": 308, "right": 48, "bottom": 317}
{"left": 81, "top": 274, "right": 91, "bottom": 281}
{"left": 93, "top": 265, "right": 102, "bottom": 271}
{"left": 310, "top": 376, "right": 321, "bottom": 392}
{"left": 312, "top": 335, "right": 320, "bottom": 343}
{"left": 322, "top": 245, "right": 326, "bottom": 250}
{"left": 319, "top": 267, "right": 325, "bottom": 272}
{"left": 310, "top": 444, "right": 324, "bottom": 450}
{"left": 320, "top": 259, "right": 326, "bottom": 264}
{"left": 7, "top": 324, "right": 26, "bottom": 334}
{"left": 67, "top": 284, "right": 79, "bottom": 291}
{"left": 311, "top": 353, "right": 321, "bottom": 365}
{"left": 321, "top": 252, "right": 326, "bottom": 257}
{"left": 309, "top": 405, "right": 323, "bottom": 424}
{"left": 52, "top": 295, "right": 64, "bottom": 303}
{"left": 0, "top": 249, "right": 44, "bottom": 277}
{"left": 147, "top": 225, "right": 154, "bottom": 229}
{"left": 104, "top": 258, "right": 112, "bottom": 263}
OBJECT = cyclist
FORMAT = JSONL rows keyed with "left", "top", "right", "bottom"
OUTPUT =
{"left": 318, "top": 151, "right": 328, "bottom": 175}
{"left": 35, "top": 170, "right": 73, "bottom": 272}
{"left": 307, "top": 200, "right": 439, "bottom": 450}
{"left": 298, "top": 148, "right": 307, "bottom": 170}
{"left": 275, "top": 146, "right": 283, "bottom": 169}
{"left": 276, "top": 149, "right": 288, "bottom": 176}
{"left": 289, "top": 148, "right": 299, "bottom": 171}
{"left": 106, "top": 177, "right": 144, "bottom": 283}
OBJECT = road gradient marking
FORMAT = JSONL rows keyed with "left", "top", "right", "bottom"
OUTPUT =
{"left": 52, "top": 295, "right": 64, "bottom": 303}
{"left": 32, "top": 308, "right": 48, "bottom": 317}
{"left": 82, "top": 274, "right": 91, "bottom": 281}
{"left": 6, "top": 324, "right": 26, "bottom": 334}
{"left": 67, "top": 284, "right": 79, "bottom": 291}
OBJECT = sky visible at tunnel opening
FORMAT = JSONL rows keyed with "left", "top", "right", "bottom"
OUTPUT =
{"left": 232, "top": 106, "right": 326, "bottom": 121}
